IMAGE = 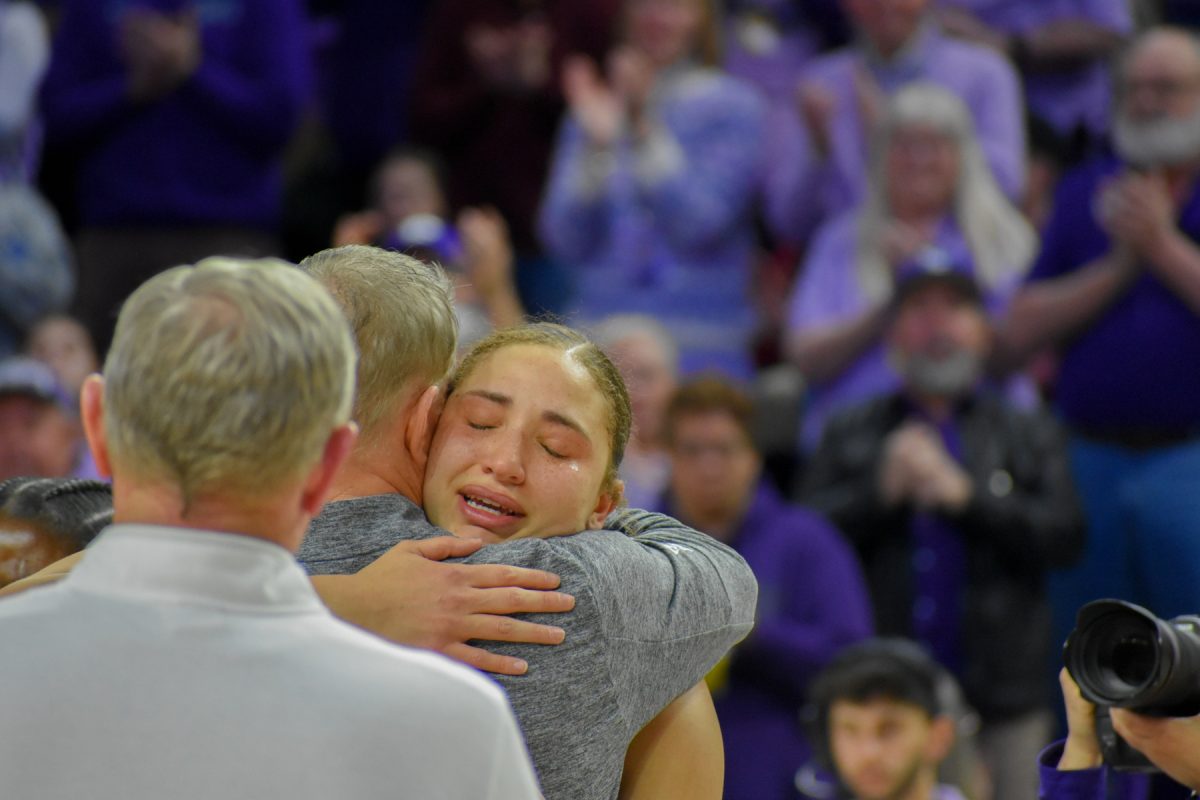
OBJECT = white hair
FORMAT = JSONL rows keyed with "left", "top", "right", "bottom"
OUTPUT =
{"left": 855, "top": 83, "right": 1037, "bottom": 304}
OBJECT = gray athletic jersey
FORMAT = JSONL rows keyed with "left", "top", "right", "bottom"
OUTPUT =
{"left": 299, "top": 494, "right": 757, "bottom": 800}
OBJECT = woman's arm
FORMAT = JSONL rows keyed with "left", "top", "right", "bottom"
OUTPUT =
{"left": 619, "top": 682, "right": 723, "bottom": 800}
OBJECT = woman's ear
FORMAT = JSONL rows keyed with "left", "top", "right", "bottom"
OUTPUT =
{"left": 585, "top": 479, "right": 624, "bottom": 530}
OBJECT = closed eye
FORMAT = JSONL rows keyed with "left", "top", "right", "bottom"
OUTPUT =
{"left": 542, "top": 442, "right": 566, "bottom": 459}
{"left": 468, "top": 421, "right": 496, "bottom": 431}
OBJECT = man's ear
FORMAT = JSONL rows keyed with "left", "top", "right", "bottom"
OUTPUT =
{"left": 925, "top": 714, "right": 956, "bottom": 765}
{"left": 79, "top": 374, "right": 112, "bottom": 478}
{"left": 405, "top": 384, "right": 443, "bottom": 477}
{"left": 585, "top": 479, "right": 623, "bottom": 530}
{"left": 300, "top": 422, "right": 358, "bottom": 516}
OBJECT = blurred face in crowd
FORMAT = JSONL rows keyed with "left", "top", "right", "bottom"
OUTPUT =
{"left": 424, "top": 344, "right": 620, "bottom": 543}
{"left": 0, "top": 395, "right": 78, "bottom": 481}
{"left": 844, "top": 0, "right": 930, "bottom": 58}
{"left": 1114, "top": 30, "right": 1200, "bottom": 167}
{"left": 625, "top": 0, "right": 706, "bottom": 69}
{"left": 377, "top": 156, "right": 446, "bottom": 227}
{"left": 886, "top": 124, "right": 959, "bottom": 219}
{"left": 829, "top": 697, "right": 948, "bottom": 800}
{"left": 667, "top": 410, "right": 759, "bottom": 535}
{"left": 887, "top": 282, "right": 990, "bottom": 400}
{"left": 607, "top": 332, "right": 676, "bottom": 447}
{"left": 27, "top": 316, "right": 98, "bottom": 399}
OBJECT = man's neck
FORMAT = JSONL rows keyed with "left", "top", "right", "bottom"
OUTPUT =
{"left": 325, "top": 448, "right": 422, "bottom": 506}
{"left": 110, "top": 479, "right": 309, "bottom": 552}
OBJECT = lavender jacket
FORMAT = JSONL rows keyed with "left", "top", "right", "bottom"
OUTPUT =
{"left": 764, "top": 24, "right": 1024, "bottom": 245}
{"left": 538, "top": 66, "right": 766, "bottom": 379}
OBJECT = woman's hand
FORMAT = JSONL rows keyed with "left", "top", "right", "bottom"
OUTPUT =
{"left": 563, "top": 55, "right": 623, "bottom": 149}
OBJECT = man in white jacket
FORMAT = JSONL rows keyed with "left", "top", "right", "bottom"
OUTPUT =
{"left": 0, "top": 257, "right": 540, "bottom": 800}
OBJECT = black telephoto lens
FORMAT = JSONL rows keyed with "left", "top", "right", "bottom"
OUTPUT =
{"left": 1064, "top": 599, "right": 1200, "bottom": 717}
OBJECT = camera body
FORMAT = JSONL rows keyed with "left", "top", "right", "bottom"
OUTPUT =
{"left": 1064, "top": 599, "right": 1200, "bottom": 771}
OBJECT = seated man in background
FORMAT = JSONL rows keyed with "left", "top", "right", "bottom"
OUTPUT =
{"left": 805, "top": 639, "right": 964, "bottom": 800}
{"left": 660, "top": 375, "right": 872, "bottom": 800}
{"left": 0, "top": 356, "right": 87, "bottom": 481}
{"left": 0, "top": 257, "right": 540, "bottom": 799}
{"left": 803, "top": 263, "right": 1085, "bottom": 800}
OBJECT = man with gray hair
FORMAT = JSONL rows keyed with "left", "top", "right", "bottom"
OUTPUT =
{"left": 0, "top": 258, "right": 540, "bottom": 799}
{"left": 1001, "top": 27, "right": 1200, "bottom": 676}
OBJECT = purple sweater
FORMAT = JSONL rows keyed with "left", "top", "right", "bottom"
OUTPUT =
{"left": 669, "top": 482, "right": 872, "bottom": 800}
{"left": 41, "top": 0, "right": 310, "bottom": 228}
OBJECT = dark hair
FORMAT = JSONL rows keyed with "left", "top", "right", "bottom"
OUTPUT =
{"left": 807, "top": 639, "right": 944, "bottom": 764}
{"left": 0, "top": 477, "right": 113, "bottom": 548}
{"left": 663, "top": 375, "right": 755, "bottom": 448}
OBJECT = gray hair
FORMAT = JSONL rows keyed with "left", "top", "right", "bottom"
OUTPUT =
{"left": 102, "top": 257, "right": 356, "bottom": 506}
{"left": 299, "top": 245, "right": 458, "bottom": 443}
{"left": 855, "top": 83, "right": 1037, "bottom": 304}
{"left": 591, "top": 314, "right": 680, "bottom": 376}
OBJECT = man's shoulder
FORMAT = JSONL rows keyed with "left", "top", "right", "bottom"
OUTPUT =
{"left": 299, "top": 494, "right": 443, "bottom": 572}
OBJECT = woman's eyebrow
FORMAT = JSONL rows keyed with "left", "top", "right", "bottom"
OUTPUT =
{"left": 463, "top": 389, "right": 511, "bottom": 406}
{"left": 543, "top": 410, "right": 589, "bottom": 442}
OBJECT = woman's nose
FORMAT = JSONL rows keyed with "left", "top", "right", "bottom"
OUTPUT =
{"left": 482, "top": 430, "right": 526, "bottom": 484}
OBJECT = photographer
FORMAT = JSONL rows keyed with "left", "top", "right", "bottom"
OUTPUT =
{"left": 1040, "top": 669, "right": 1196, "bottom": 799}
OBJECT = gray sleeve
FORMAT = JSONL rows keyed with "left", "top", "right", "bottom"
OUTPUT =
{"left": 568, "top": 514, "right": 759, "bottom": 734}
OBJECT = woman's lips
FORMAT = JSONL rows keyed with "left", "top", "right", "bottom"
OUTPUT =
{"left": 457, "top": 485, "right": 526, "bottom": 538}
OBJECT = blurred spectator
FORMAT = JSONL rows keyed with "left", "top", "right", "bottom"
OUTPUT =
{"left": 332, "top": 147, "right": 524, "bottom": 348}
{"left": 593, "top": 314, "right": 679, "bottom": 511}
{"left": 802, "top": 265, "right": 1084, "bottom": 800}
{"left": 803, "top": 639, "right": 967, "bottom": 800}
{"left": 662, "top": 376, "right": 872, "bottom": 800}
{"left": 1000, "top": 28, "right": 1200, "bottom": 671}
{"left": 0, "top": 477, "right": 109, "bottom": 590}
{"left": 764, "top": 0, "right": 1025, "bottom": 246}
{"left": 784, "top": 83, "right": 1036, "bottom": 452}
{"left": 0, "top": 183, "right": 74, "bottom": 358}
{"left": 408, "top": 0, "right": 620, "bottom": 313}
{"left": 0, "top": 0, "right": 49, "bottom": 182}
{"left": 40, "top": 0, "right": 310, "bottom": 353}
{"left": 936, "top": 0, "right": 1131, "bottom": 149}
{"left": 539, "top": 0, "right": 766, "bottom": 378}
{"left": 26, "top": 313, "right": 98, "bottom": 403}
{"left": 1023, "top": 116, "right": 1077, "bottom": 233}
{"left": 0, "top": 357, "right": 89, "bottom": 482}
{"left": 722, "top": 0, "right": 849, "bottom": 100}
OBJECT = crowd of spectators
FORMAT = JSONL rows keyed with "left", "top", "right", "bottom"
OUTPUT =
{"left": 6, "top": 0, "right": 1200, "bottom": 798}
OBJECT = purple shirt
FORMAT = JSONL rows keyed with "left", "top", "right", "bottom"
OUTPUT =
{"left": 721, "top": 0, "right": 848, "bottom": 101}
{"left": 785, "top": 211, "right": 1022, "bottom": 451}
{"left": 41, "top": 0, "right": 310, "bottom": 228}
{"left": 938, "top": 0, "right": 1131, "bottom": 137}
{"left": 764, "top": 24, "right": 1025, "bottom": 245}
{"left": 1028, "top": 155, "right": 1200, "bottom": 432}
{"left": 669, "top": 482, "right": 871, "bottom": 800}
{"left": 1037, "top": 741, "right": 1151, "bottom": 800}
{"left": 539, "top": 67, "right": 766, "bottom": 378}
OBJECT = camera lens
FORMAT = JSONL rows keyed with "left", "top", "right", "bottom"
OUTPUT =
{"left": 1065, "top": 599, "right": 1200, "bottom": 716}
{"left": 1111, "top": 635, "right": 1156, "bottom": 686}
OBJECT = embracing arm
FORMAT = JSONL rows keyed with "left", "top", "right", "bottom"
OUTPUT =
{"left": 619, "top": 682, "right": 723, "bottom": 800}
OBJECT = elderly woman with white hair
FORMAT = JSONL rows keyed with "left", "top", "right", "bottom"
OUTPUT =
{"left": 784, "top": 82, "right": 1038, "bottom": 452}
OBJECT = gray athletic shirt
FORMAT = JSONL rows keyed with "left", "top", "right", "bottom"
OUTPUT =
{"left": 298, "top": 494, "right": 758, "bottom": 800}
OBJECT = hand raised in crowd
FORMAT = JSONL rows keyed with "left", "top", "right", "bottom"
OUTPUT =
{"left": 608, "top": 46, "right": 655, "bottom": 135}
{"left": 563, "top": 54, "right": 625, "bottom": 148}
{"left": 312, "top": 535, "right": 575, "bottom": 677}
{"left": 1099, "top": 171, "right": 1179, "bottom": 258}
{"left": 879, "top": 423, "right": 973, "bottom": 512}
{"left": 882, "top": 220, "right": 935, "bottom": 271}
{"left": 119, "top": 7, "right": 201, "bottom": 102}
{"left": 331, "top": 210, "right": 386, "bottom": 248}
{"left": 1111, "top": 708, "right": 1200, "bottom": 792}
